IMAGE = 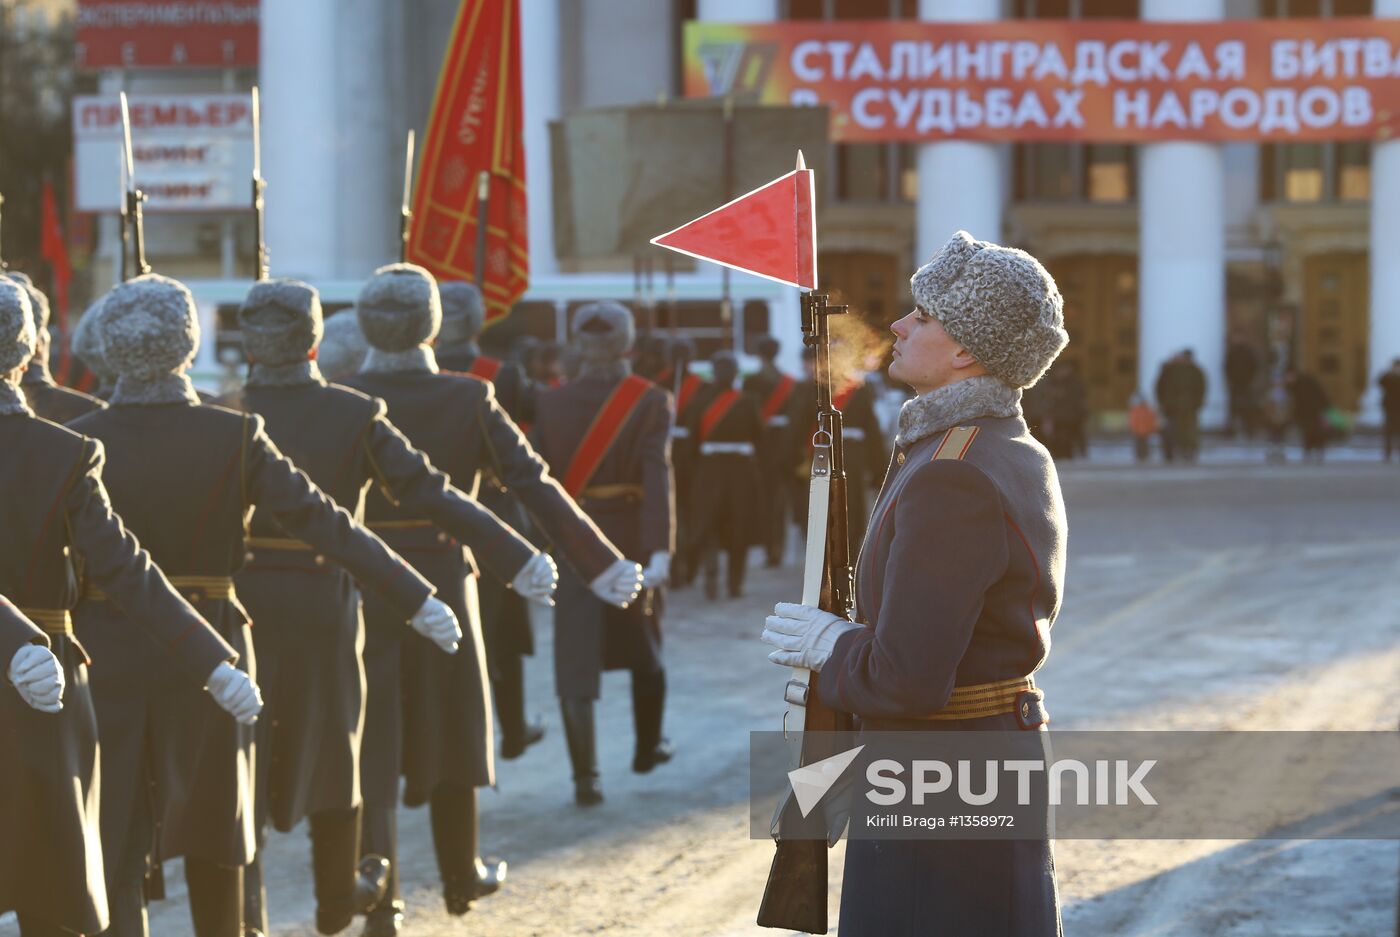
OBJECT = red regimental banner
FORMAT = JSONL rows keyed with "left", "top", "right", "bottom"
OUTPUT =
{"left": 683, "top": 18, "right": 1400, "bottom": 142}
{"left": 76, "top": 0, "right": 259, "bottom": 69}
{"left": 408, "top": 0, "right": 529, "bottom": 323}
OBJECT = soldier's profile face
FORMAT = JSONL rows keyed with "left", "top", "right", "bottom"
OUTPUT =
{"left": 889, "top": 308, "right": 966, "bottom": 394}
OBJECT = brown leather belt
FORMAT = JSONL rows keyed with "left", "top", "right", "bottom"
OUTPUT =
{"left": 368, "top": 519, "right": 434, "bottom": 530}
{"left": 579, "top": 483, "right": 643, "bottom": 501}
{"left": 918, "top": 676, "right": 1044, "bottom": 722}
{"left": 17, "top": 607, "right": 73, "bottom": 636}
{"left": 245, "top": 536, "right": 311, "bottom": 551}
{"left": 88, "top": 575, "right": 236, "bottom": 604}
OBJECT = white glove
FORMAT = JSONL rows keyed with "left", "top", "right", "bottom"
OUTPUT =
{"left": 511, "top": 553, "right": 559, "bottom": 606}
{"left": 641, "top": 551, "right": 671, "bottom": 590}
{"left": 410, "top": 596, "right": 462, "bottom": 655}
{"left": 206, "top": 662, "right": 262, "bottom": 725}
{"left": 590, "top": 558, "right": 645, "bottom": 609}
{"left": 761, "top": 602, "right": 861, "bottom": 673}
{"left": 8, "top": 644, "right": 64, "bottom": 713}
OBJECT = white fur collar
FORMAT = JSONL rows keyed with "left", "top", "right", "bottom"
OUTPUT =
{"left": 110, "top": 373, "right": 201, "bottom": 406}
{"left": 0, "top": 379, "right": 31, "bottom": 416}
{"left": 247, "top": 360, "right": 325, "bottom": 387}
{"left": 362, "top": 345, "right": 439, "bottom": 374}
{"left": 897, "top": 375, "right": 1022, "bottom": 447}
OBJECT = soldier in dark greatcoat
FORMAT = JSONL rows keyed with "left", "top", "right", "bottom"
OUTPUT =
{"left": 0, "top": 278, "right": 260, "bottom": 937}
{"left": 217, "top": 279, "right": 554, "bottom": 936}
{"left": 530, "top": 302, "right": 676, "bottom": 806}
{"left": 653, "top": 339, "right": 702, "bottom": 587}
{"left": 435, "top": 281, "right": 546, "bottom": 760}
{"left": 342, "top": 264, "right": 642, "bottom": 935}
{"left": 742, "top": 336, "right": 797, "bottom": 567}
{"left": 4, "top": 273, "right": 105, "bottom": 422}
{"left": 763, "top": 231, "right": 1069, "bottom": 936}
{"left": 318, "top": 311, "right": 369, "bottom": 382}
{"left": 683, "top": 351, "right": 762, "bottom": 599}
{"left": 70, "top": 274, "right": 455, "bottom": 937}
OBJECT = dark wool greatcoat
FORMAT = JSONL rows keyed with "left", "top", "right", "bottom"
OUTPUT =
{"left": 530, "top": 373, "right": 675, "bottom": 698}
{"left": 0, "top": 594, "right": 46, "bottom": 660}
{"left": 344, "top": 369, "right": 619, "bottom": 803}
{"left": 0, "top": 412, "right": 235, "bottom": 933}
{"left": 817, "top": 414, "right": 1066, "bottom": 937}
{"left": 217, "top": 380, "right": 534, "bottom": 833}
{"left": 681, "top": 381, "right": 764, "bottom": 558}
{"left": 67, "top": 401, "right": 432, "bottom": 878}
{"left": 22, "top": 362, "right": 106, "bottom": 423}
{"left": 435, "top": 349, "right": 539, "bottom": 660}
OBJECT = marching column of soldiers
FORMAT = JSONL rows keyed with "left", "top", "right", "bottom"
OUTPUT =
{"left": 0, "top": 254, "right": 857, "bottom": 934}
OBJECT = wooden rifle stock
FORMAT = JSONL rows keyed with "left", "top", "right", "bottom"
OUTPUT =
{"left": 758, "top": 292, "right": 855, "bottom": 934}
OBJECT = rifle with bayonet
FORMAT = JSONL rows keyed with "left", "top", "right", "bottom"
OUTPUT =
{"left": 119, "top": 92, "right": 150, "bottom": 279}
{"left": 251, "top": 86, "right": 268, "bottom": 280}
{"left": 756, "top": 289, "right": 856, "bottom": 935}
{"left": 400, "top": 130, "right": 415, "bottom": 263}
{"left": 0, "top": 193, "right": 8, "bottom": 271}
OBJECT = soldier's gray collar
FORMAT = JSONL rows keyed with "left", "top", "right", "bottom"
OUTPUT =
{"left": 576, "top": 358, "right": 631, "bottom": 382}
{"left": 110, "top": 372, "right": 201, "bottom": 406}
{"left": 0, "top": 379, "right": 31, "bottom": 416}
{"left": 362, "top": 345, "right": 439, "bottom": 375}
{"left": 21, "top": 359, "right": 53, "bottom": 386}
{"left": 896, "top": 375, "right": 1021, "bottom": 447}
{"left": 247, "top": 360, "right": 325, "bottom": 387}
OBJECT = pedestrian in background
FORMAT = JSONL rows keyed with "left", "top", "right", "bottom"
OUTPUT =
{"left": 1225, "top": 329, "right": 1260, "bottom": 440}
{"left": 1049, "top": 360, "right": 1087, "bottom": 459}
{"left": 1155, "top": 349, "right": 1207, "bottom": 463}
{"left": 1128, "top": 391, "right": 1158, "bottom": 463}
{"left": 1378, "top": 357, "right": 1400, "bottom": 462}
{"left": 1287, "top": 368, "right": 1330, "bottom": 463}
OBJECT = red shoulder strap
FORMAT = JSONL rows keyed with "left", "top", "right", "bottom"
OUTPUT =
{"left": 677, "top": 373, "right": 702, "bottom": 413}
{"left": 761, "top": 374, "right": 796, "bottom": 422}
{"left": 469, "top": 355, "right": 502, "bottom": 383}
{"left": 833, "top": 380, "right": 860, "bottom": 412}
{"left": 698, "top": 389, "right": 742, "bottom": 442}
{"left": 562, "top": 375, "right": 653, "bottom": 496}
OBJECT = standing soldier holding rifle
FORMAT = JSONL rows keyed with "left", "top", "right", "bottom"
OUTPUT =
{"left": 762, "top": 231, "right": 1069, "bottom": 935}
{"left": 530, "top": 302, "right": 676, "bottom": 806}
{"left": 743, "top": 336, "right": 797, "bottom": 568}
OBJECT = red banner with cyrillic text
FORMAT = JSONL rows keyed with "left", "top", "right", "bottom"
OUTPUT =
{"left": 408, "top": 0, "right": 528, "bottom": 323}
{"left": 683, "top": 18, "right": 1400, "bottom": 142}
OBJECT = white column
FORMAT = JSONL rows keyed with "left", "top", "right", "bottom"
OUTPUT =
{"left": 1139, "top": 0, "right": 1227, "bottom": 426}
{"left": 260, "top": 0, "right": 339, "bottom": 281}
{"left": 1366, "top": 0, "right": 1400, "bottom": 425}
{"left": 522, "top": 0, "right": 562, "bottom": 278}
{"left": 335, "top": 0, "right": 395, "bottom": 278}
{"left": 916, "top": 0, "right": 1004, "bottom": 263}
{"left": 697, "top": 0, "right": 775, "bottom": 20}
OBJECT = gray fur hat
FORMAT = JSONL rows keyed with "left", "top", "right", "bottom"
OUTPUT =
{"left": 438, "top": 281, "right": 485, "bottom": 346}
{"left": 910, "top": 230, "right": 1067, "bottom": 389}
{"left": 319, "top": 311, "right": 369, "bottom": 381}
{"left": 99, "top": 274, "right": 200, "bottom": 380}
{"left": 5, "top": 271, "right": 50, "bottom": 332}
{"left": 357, "top": 263, "right": 441, "bottom": 352}
{"left": 711, "top": 350, "right": 739, "bottom": 386}
{"left": 0, "top": 277, "right": 36, "bottom": 375}
{"left": 239, "top": 278, "right": 323, "bottom": 366}
{"left": 571, "top": 301, "right": 635, "bottom": 362}
{"left": 72, "top": 298, "right": 115, "bottom": 385}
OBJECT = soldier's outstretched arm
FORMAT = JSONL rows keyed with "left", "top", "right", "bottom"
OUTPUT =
{"left": 65, "top": 439, "right": 237, "bottom": 683}
{"left": 241, "top": 414, "right": 434, "bottom": 618}
{"left": 363, "top": 405, "right": 536, "bottom": 582}
{"left": 817, "top": 459, "right": 1010, "bottom": 718}
{"left": 477, "top": 383, "right": 622, "bottom": 583}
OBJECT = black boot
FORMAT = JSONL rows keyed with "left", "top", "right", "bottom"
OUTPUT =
{"left": 560, "top": 698, "right": 603, "bottom": 806}
{"left": 360, "top": 807, "right": 402, "bottom": 937}
{"left": 185, "top": 856, "right": 243, "bottom": 937}
{"left": 242, "top": 848, "right": 268, "bottom": 937}
{"left": 702, "top": 550, "right": 720, "bottom": 600}
{"left": 631, "top": 669, "right": 674, "bottom": 774}
{"left": 429, "top": 783, "right": 506, "bottom": 915}
{"left": 311, "top": 807, "right": 389, "bottom": 934}
{"left": 495, "top": 652, "right": 545, "bottom": 759}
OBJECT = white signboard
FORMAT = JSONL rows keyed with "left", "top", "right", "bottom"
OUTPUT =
{"left": 73, "top": 93, "right": 254, "bottom": 213}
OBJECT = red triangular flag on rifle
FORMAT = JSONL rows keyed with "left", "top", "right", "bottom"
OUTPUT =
{"left": 650, "top": 153, "right": 816, "bottom": 291}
